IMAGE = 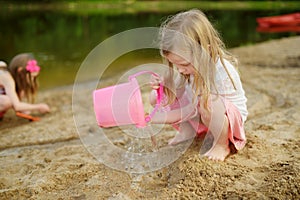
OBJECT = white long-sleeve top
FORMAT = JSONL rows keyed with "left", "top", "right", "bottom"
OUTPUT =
{"left": 213, "top": 58, "right": 248, "bottom": 122}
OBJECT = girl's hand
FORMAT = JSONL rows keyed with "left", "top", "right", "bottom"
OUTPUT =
{"left": 38, "top": 103, "right": 50, "bottom": 113}
{"left": 150, "top": 75, "right": 162, "bottom": 90}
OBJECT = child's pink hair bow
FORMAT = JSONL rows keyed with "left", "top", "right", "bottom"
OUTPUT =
{"left": 26, "top": 59, "right": 40, "bottom": 73}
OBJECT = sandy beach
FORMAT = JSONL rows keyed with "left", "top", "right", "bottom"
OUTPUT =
{"left": 0, "top": 36, "right": 299, "bottom": 199}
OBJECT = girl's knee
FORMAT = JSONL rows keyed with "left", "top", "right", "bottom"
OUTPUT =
{"left": 0, "top": 96, "right": 12, "bottom": 110}
{"left": 198, "top": 95, "right": 225, "bottom": 126}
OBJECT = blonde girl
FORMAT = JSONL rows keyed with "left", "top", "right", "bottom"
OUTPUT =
{"left": 0, "top": 53, "right": 50, "bottom": 120}
{"left": 150, "top": 9, "right": 248, "bottom": 161}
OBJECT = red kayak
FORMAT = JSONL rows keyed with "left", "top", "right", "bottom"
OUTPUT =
{"left": 256, "top": 13, "right": 300, "bottom": 28}
{"left": 256, "top": 25, "right": 300, "bottom": 33}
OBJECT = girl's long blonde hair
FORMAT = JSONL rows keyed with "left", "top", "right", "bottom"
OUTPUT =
{"left": 159, "top": 9, "right": 237, "bottom": 109}
{"left": 8, "top": 53, "right": 39, "bottom": 103}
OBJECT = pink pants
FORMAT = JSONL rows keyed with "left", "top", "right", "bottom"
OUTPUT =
{"left": 169, "top": 97, "right": 246, "bottom": 151}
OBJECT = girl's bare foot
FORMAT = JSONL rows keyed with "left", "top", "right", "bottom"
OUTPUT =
{"left": 203, "top": 142, "right": 230, "bottom": 161}
{"left": 200, "top": 115, "right": 230, "bottom": 161}
{"left": 168, "top": 122, "right": 196, "bottom": 145}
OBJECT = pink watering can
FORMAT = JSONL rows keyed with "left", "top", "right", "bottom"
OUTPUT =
{"left": 93, "top": 70, "right": 163, "bottom": 128}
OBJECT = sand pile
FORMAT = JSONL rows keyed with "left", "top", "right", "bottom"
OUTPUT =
{"left": 0, "top": 36, "right": 299, "bottom": 199}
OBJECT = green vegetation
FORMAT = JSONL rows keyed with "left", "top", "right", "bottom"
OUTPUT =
{"left": 1, "top": 1, "right": 298, "bottom": 89}
{"left": 1, "top": 1, "right": 299, "bottom": 15}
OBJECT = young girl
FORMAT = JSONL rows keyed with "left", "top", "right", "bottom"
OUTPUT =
{"left": 0, "top": 53, "right": 50, "bottom": 120}
{"left": 150, "top": 9, "right": 248, "bottom": 161}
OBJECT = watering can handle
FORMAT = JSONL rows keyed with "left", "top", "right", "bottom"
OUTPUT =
{"left": 128, "top": 70, "right": 160, "bottom": 81}
{"left": 145, "top": 82, "right": 163, "bottom": 123}
{"left": 128, "top": 70, "right": 164, "bottom": 123}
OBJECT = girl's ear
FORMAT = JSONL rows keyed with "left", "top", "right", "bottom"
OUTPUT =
{"left": 17, "top": 67, "right": 24, "bottom": 73}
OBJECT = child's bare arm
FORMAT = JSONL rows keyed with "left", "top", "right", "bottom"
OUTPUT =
{"left": 150, "top": 102, "right": 197, "bottom": 124}
{"left": 3, "top": 72, "right": 50, "bottom": 113}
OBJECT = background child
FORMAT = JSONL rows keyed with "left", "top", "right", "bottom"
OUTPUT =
{"left": 0, "top": 53, "right": 50, "bottom": 120}
{"left": 150, "top": 9, "right": 248, "bottom": 161}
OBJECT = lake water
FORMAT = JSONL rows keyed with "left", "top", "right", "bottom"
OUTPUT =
{"left": 0, "top": 3, "right": 298, "bottom": 90}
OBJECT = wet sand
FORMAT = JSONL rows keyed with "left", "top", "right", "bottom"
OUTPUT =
{"left": 0, "top": 36, "right": 299, "bottom": 199}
